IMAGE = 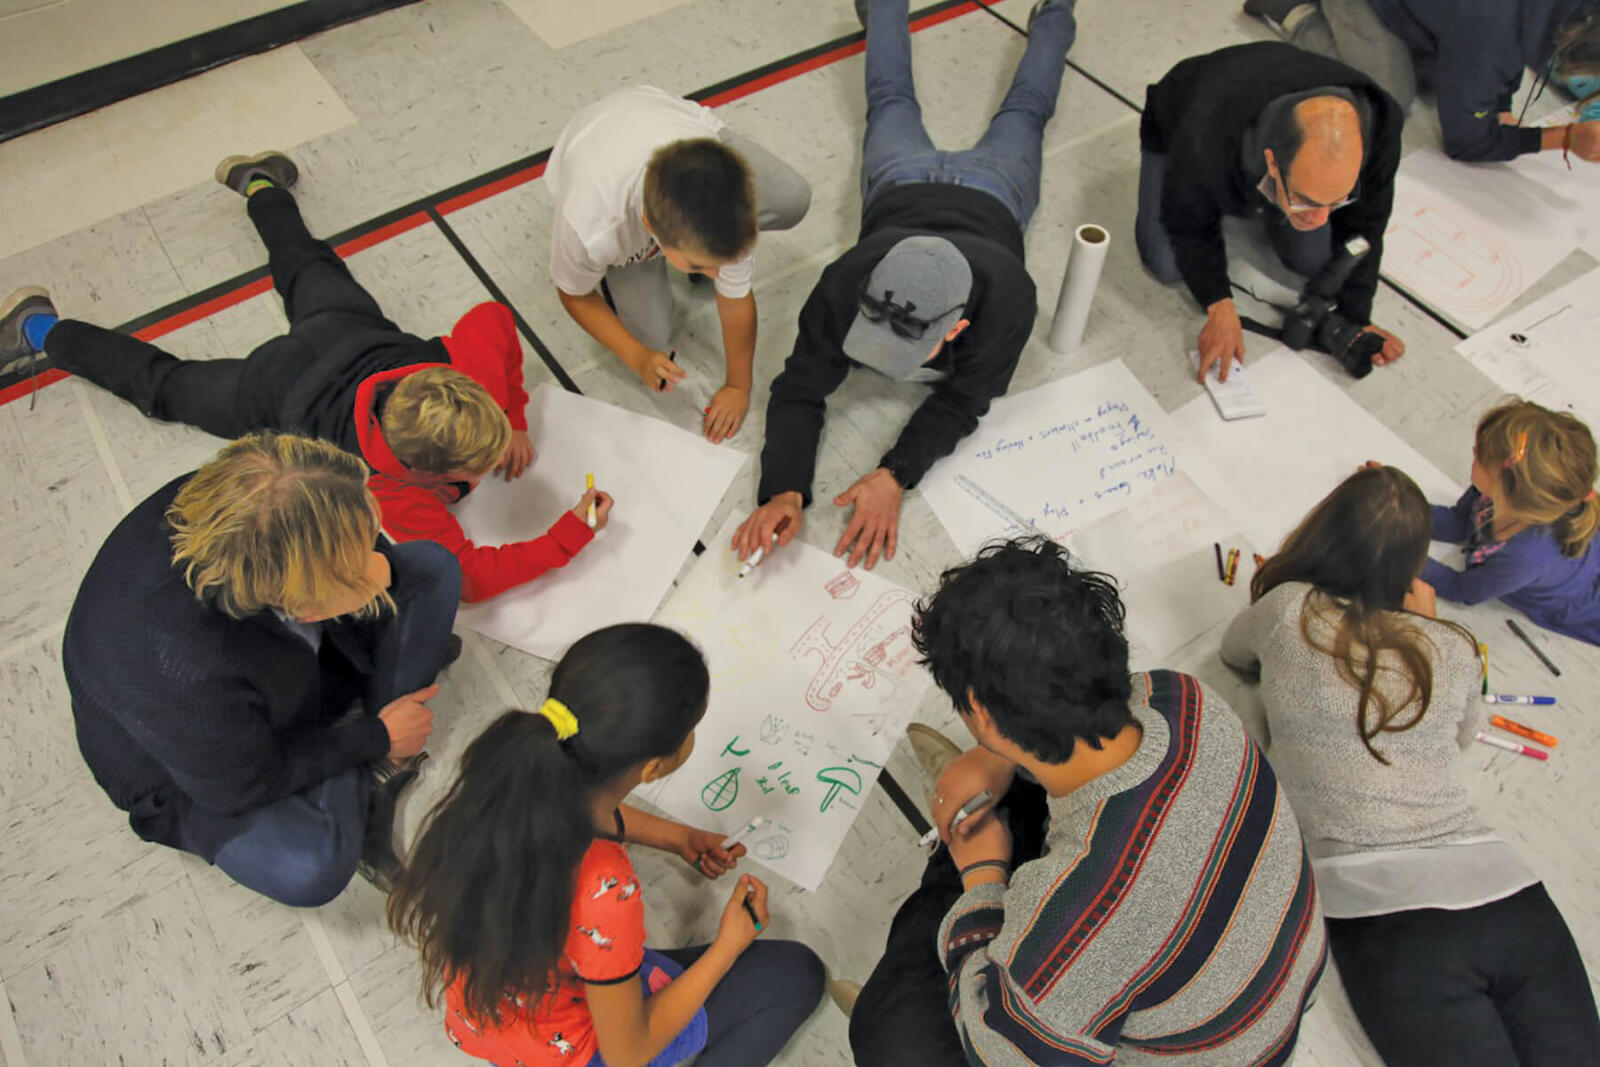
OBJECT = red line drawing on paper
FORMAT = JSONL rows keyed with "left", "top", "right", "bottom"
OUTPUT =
{"left": 1384, "top": 203, "right": 1521, "bottom": 314}
{"left": 789, "top": 589, "right": 920, "bottom": 713}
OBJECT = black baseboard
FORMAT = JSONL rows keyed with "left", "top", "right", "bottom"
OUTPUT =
{"left": 0, "top": 0, "right": 422, "bottom": 144}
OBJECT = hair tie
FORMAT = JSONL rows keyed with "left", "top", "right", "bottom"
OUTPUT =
{"left": 1587, "top": 489, "right": 1598, "bottom": 504}
{"left": 536, "top": 697, "right": 579, "bottom": 741}
{"left": 1503, "top": 432, "right": 1529, "bottom": 468}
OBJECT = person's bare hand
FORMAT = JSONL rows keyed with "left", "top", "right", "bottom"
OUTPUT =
{"left": 1198, "top": 299, "right": 1246, "bottom": 382}
{"left": 571, "top": 489, "right": 615, "bottom": 531}
{"left": 1403, "top": 577, "right": 1437, "bottom": 618}
{"left": 713, "top": 875, "right": 769, "bottom": 957}
{"left": 497, "top": 430, "right": 535, "bottom": 480}
{"left": 946, "top": 808, "right": 1013, "bottom": 883}
{"left": 1568, "top": 120, "right": 1600, "bottom": 163}
{"left": 703, "top": 386, "right": 748, "bottom": 444}
{"left": 929, "top": 749, "right": 1016, "bottom": 843}
{"left": 379, "top": 683, "right": 438, "bottom": 761}
{"left": 732, "top": 493, "right": 802, "bottom": 561}
{"left": 680, "top": 827, "right": 745, "bottom": 878}
{"left": 628, "top": 348, "right": 686, "bottom": 392}
{"left": 1361, "top": 325, "right": 1407, "bottom": 366}
{"left": 833, "top": 468, "right": 903, "bottom": 570}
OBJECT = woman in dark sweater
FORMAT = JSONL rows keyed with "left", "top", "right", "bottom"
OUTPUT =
{"left": 63, "top": 432, "right": 460, "bottom": 906}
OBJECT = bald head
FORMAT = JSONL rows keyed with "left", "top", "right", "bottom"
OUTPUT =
{"left": 1279, "top": 96, "right": 1364, "bottom": 203}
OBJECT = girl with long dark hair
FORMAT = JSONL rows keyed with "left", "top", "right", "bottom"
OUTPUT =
{"left": 1221, "top": 465, "right": 1599, "bottom": 1065}
{"left": 389, "top": 623, "right": 823, "bottom": 1066}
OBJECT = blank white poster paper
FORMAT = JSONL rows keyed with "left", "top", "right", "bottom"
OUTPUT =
{"left": 1172, "top": 348, "right": 1462, "bottom": 555}
{"left": 637, "top": 515, "right": 933, "bottom": 892}
{"left": 451, "top": 386, "right": 745, "bottom": 659}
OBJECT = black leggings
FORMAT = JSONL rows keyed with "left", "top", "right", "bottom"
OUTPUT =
{"left": 47, "top": 186, "right": 402, "bottom": 440}
{"left": 657, "top": 940, "right": 825, "bottom": 1066}
{"left": 1326, "top": 883, "right": 1600, "bottom": 1066}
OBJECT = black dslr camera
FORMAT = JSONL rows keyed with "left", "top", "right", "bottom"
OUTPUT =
{"left": 1278, "top": 236, "right": 1384, "bottom": 379}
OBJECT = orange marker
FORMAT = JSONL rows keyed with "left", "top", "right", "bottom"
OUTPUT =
{"left": 1490, "top": 714, "right": 1558, "bottom": 748}
{"left": 1253, "top": 553, "right": 1265, "bottom": 568}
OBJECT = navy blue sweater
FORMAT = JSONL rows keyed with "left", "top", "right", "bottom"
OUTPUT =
{"left": 63, "top": 475, "right": 391, "bottom": 860}
{"left": 1369, "top": 0, "right": 1583, "bottom": 161}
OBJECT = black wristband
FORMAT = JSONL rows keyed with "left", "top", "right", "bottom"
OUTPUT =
{"left": 958, "top": 859, "right": 1011, "bottom": 880}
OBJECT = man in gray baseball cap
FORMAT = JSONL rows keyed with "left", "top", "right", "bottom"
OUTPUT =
{"left": 733, "top": 0, "right": 1072, "bottom": 571}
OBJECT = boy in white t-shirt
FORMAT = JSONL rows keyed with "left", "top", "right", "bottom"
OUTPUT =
{"left": 546, "top": 85, "right": 811, "bottom": 444}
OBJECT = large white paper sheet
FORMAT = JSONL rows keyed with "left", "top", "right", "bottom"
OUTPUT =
{"left": 450, "top": 387, "right": 745, "bottom": 659}
{"left": 1382, "top": 149, "right": 1576, "bottom": 330}
{"left": 1456, "top": 265, "right": 1600, "bottom": 429}
{"left": 1173, "top": 348, "right": 1462, "bottom": 554}
{"left": 1509, "top": 106, "right": 1600, "bottom": 258}
{"left": 921, "top": 360, "right": 1251, "bottom": 660}
{"left": 637, "top": 516, "right": 933, "bottom": 891}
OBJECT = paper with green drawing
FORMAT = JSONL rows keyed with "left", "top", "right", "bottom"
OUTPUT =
{"left": 636, "top": 515, "right": 934, "bottom": 891}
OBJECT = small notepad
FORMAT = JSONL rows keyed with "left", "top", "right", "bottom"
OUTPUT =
{"left": 1189, "top": 350, "right": 1267, "bottom": 421}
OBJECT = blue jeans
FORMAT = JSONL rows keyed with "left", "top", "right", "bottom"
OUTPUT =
{"left": 860, "top": 0, "right": 1076, "bottom": 229}
{"left": 209, "top": 540, "right": 461, "bottom": 906}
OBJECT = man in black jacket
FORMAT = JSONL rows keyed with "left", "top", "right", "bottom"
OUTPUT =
{"left": 1138, "top": 42, "right": 1410, "bottom": 383}
{"left": 731, "top": 0, "right": 1072, "bottom": 571}
{"left": 63, "top": 433, "right": 459, "bottom": 906}
{"left": 1245, "top": 0, "right": 1600, "bottom": 164}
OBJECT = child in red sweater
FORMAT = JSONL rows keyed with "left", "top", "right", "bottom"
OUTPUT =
{"left": 0, "top": 150, "right": 612, "bottom": 602}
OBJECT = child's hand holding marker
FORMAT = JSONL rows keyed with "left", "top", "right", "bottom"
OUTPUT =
{"left": 715, "top": 875, "right": 770, "bottom": 955}
{"left": 733, "top": 511, "right": 796, "bottom": 574}
{"left": 572, "top": 483, "right": 614, "bottom": 532}
{"left": 637, "top": 347, "right": 686, "bottom": 392}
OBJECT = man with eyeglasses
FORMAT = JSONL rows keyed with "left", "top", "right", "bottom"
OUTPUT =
{"left": 732, "top": 0, "right": 1073, "bottom": 572}
{"left": 1137, "top": 42, "right": 1408, "bottom": 383}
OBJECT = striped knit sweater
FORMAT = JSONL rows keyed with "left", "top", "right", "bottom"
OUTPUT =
{"left": 937, "top": 671, "right": 1326, "bottom": 1065}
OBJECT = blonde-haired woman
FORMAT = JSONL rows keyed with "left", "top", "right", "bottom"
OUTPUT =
{"left": 64, "top": 432, "right": 460, "bottom": 906}
{"left": 1424, "top": 399, "right": 1600, "bottom": 644}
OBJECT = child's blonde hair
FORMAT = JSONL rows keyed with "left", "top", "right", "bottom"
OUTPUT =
{"left": 167, "top": 432, "right": 392, "bottom": 620}
{"left": 382, "top": 367, "right": 511, "bottom": 476}
{"left": 1476, "top": 399, "right": 1600, "bottom": 559}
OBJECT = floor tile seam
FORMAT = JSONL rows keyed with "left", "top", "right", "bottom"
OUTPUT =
{"left": 70, "top": 382, "right": 136, "bottom": 514}
{"left": 300, "top": 912, "right": 391, "bottom": 1067}
{"left": 464, "top": 630, "right": 530, "bottom": 709}
{"left": 0, "top": 866, "right": 191, "bottom": 984}
{"left": 0, "top": 973, "right": 27, "bottom": 1067}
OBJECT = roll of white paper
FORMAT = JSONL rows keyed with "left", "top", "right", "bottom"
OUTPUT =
{"left": 1048, "top": 223, "right": 1110, "bottom": 353}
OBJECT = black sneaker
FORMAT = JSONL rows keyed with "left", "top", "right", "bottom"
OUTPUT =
{"left": 214, "top": 151, "right": 299, "bottom": 197}
{"left": 358, "top": 752, "right": 428, "bottom": 893}
{"left": 0, "top": 286, "right": 56, "bottom": 390}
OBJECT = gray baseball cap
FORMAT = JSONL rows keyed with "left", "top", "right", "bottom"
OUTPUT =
{"left": 842, "top": 236, "right": 971, "bottom": 381}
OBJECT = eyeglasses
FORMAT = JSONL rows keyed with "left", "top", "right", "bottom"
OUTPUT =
{"left": 1257, "top": 170, "right": 1359, "bottom": 214}
{"left": 857, "top": 279, "right": 965, "bottom": 340}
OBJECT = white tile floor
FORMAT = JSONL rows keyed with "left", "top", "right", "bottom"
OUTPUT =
{"left": 1, "top": 1, "right": 1596, "bottom": 1064}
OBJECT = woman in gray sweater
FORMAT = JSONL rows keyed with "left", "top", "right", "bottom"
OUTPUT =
{"left": 1221, "top": 464, "right": 1598, "bottom": 1066}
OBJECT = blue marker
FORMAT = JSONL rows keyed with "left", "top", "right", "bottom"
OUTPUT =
{"left": 1483, "top": 695, "right": 1556, "bottom": 705}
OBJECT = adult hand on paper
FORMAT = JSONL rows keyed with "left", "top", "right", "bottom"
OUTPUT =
{"left": 732, "top": 492, "right": 802, "bottom": 561}
{"left": 834, "top": 467, "right": 902, "bottom": 570}
{"left": 931, "top": 748, "right": 1017, "bottom": 843}
{"left": 628, "top": 347, "right": 687, "bottom": 392}
{"left": 714, "top": 875, "right": 769, "bottom": 955}
{"left": 1198, "top": 299, "right": 1246, "bottom": 383}
{"left": 379, "top": 683, "right": 438, "bottom": 761}
{"left": 1361, "top": 325, "right": 1406, "bottom": 366}
{"left": 571, "top": 489, "right": 615, "bottom": 531}
{"left": 947, "top": 808, "right": 1012, "bottom": 887}
{"left": 1403, "top": 577, "right": 1437, "bottom": 619}
{"left": 703, "top": 385, "right": 748, "bottom": 444}
{"left": 681, "top": 827, "right": 745, "bottom": 879}
{"left": 497, "top": 430, "right": 535, "bottom": 480}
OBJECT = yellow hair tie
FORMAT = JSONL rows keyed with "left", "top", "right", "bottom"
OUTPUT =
{"left": 537, "top": 697, "right": 579, "bottom": 741}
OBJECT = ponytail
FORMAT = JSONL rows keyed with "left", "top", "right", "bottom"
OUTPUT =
{"left": 1556, "top": 492, "right": 1600, "bottom": 558}
{"left": 389, "top": 624, "right": 709, "bottom": 1024}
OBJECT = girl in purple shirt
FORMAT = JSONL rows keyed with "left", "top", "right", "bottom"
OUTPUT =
{"left": 1423, "top": 400, "right": 1600, "bottom": 644}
